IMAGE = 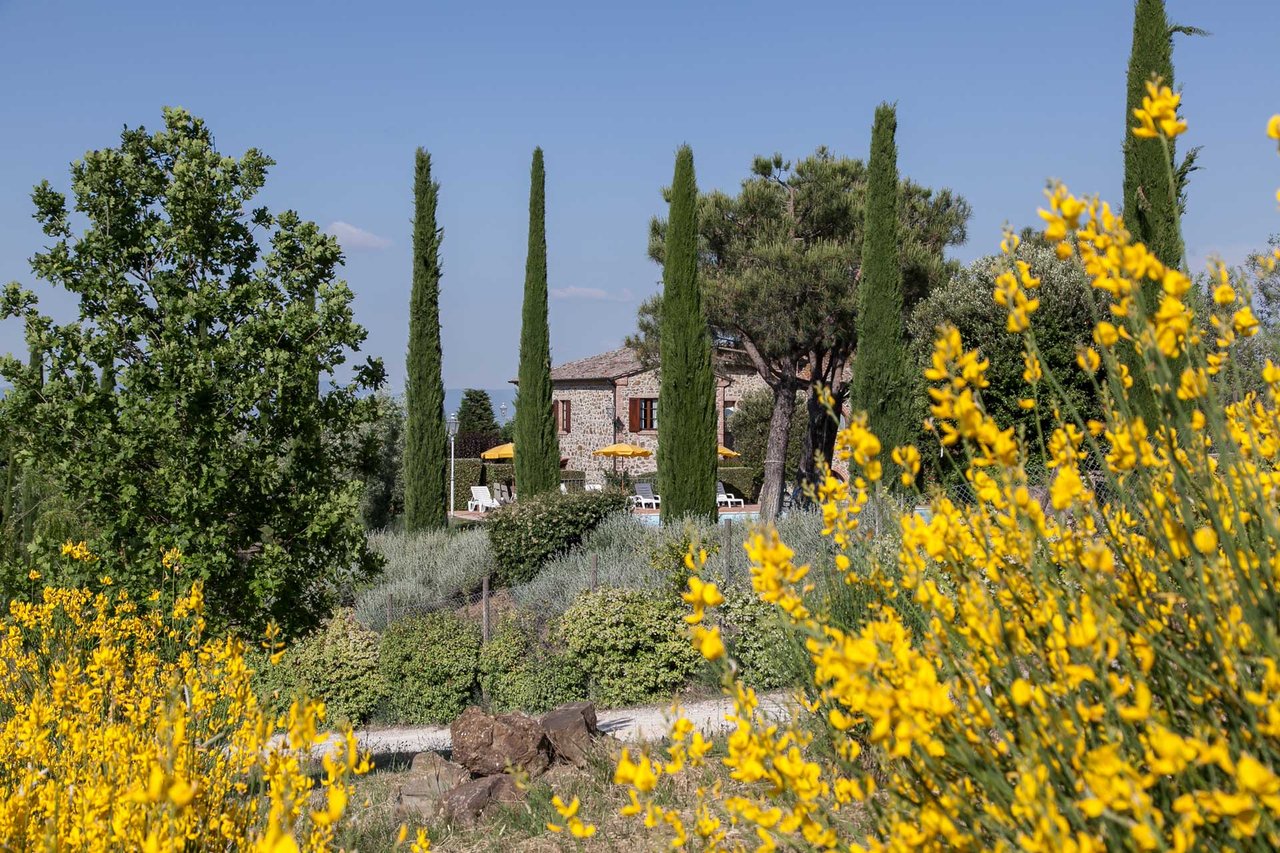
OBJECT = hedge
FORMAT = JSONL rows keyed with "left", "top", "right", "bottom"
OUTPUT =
{"left": 487, "top": 490, "right": 630, "bottom": 585}
{"left": 378, "top": 610, "right": 481, "bottom": 724}
{"left": 716, "top": 466, "right": 757, "bottom": 502}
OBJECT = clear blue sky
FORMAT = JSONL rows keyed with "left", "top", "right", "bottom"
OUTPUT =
{"left": 2, "top": 0, "right": 1277, "bottom": 393}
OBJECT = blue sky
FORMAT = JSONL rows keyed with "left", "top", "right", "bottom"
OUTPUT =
{"left": 1, "top": 0, "right": 1277, "bottom": 394}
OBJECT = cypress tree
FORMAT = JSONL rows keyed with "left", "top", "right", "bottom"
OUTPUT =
{"left": 850, "top": 104, "right": 913, "bottom": 462}
{"left": 657, "top": 146, "right": 717, "bottom": 524}
{"left": 403, "top": 149, "right": 448, "bottom": 530}
{"left": 514, "top": 148, "right": 559, "bottom": 498}
{"left": 1122, "top": 0, "right": 1184, "bottom": 421}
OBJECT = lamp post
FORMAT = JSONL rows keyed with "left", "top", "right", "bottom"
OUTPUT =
{"left": 447, "top": 411, "right": 459, "bottom": 519}
{"left": 500, "top": 401, "right": 508, "bottom": 423}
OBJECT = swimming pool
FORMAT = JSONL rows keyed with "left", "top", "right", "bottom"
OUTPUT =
{"left": 634, "top": 509, "right": 759, "bottom": 526}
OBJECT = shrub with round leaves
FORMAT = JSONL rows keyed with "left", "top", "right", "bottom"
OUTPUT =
{"left": 378, "top": 610, "right": 480, "bottom": 724}
{"left": 559, "top": 587, "right": 699, "bottom": 707}
{"left": 478, "top": 615, "right": 586, "bottom": 713}
{"left": 256, "top": 609, "right": 385, "bottom": 725}
{"left": 487, "top": 490, "right": 630, "bottom": 585}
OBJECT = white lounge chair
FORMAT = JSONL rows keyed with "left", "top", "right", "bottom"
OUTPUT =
{"left": 633, "top": 482, "right": 660, "bottom": 509}
{"left": 467, "top": 486, "right": 500, "bottom": 512}
{"left": 585, "top": 483, "right": 603, "bottom": 492}
{"left": 717, "top": 482, "right": 745, "bottom": 508}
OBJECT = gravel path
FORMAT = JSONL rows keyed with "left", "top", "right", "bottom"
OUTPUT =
{"left": 318, "top": 692, "right": 791, "bottom": 762}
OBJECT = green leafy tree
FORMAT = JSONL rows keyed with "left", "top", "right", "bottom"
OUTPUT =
{"left": 639, "top": 148, "right": 968, "bottom": 517}
{"left": 657, "top": 146, "right": 717, "bottom": 524}
{"left": 354, "top": 393, "right": 405, "bottom": 531}
{"left": 455, "top": 388, "right": 502, "bottom": 458}
{"left": 851, "top": 103, "right": 914, "bottom": 462}
{"left": 514, "top": 148, "right": 559, "bottom": 497}
{"left": 0, "top": 109, "right": 384, "bottom": 636}
{"left": 910, "top": 240, "right": 1103, "bottom": 479}
{"left": 404, "top": 149, "right": 448, "bottom": 531}
{"left": 728, "top": 390, "right": 806, "bottom": 499}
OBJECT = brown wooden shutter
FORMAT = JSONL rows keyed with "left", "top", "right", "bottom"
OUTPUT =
{"left": 563, "top": 400, "right": 571, "bottom": 433}
{"left": 628, "top": 397, "right": 641, "bottom": 433}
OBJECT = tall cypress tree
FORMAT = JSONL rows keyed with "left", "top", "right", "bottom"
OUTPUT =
{"left": 514, "top": 148, "right": 559, "bottom": 497}
{"left": 404, "top": 149, "right": 448, "bottom": 530}
{"left": 850, "top": 104, "right": 913, "bottom": 462}
{"left": 1122, "top": 0, "right": 1185, "bottom": 421}
{"left": 657, "top": 146, "right": 717, "bottom": 524}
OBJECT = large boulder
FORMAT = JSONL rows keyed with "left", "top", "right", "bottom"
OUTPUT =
{"left": 438, "top": 774, "right": 523, "bottom": 827}
{"left": 398, "top": 751, "right": 471, "bottom": 819}
{"left": 540, "top": 701, "right": 600, "bottom": 768}
{"left": 450, "top": 706, "right": 552, "bottom": 778}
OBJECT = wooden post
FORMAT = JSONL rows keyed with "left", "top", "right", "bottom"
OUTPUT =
{"left": 386, "top": 594, "right": 391, "bottom": 630}
{"left": 481, "top": 574, "right": 490, "bottom": 644}
{"left": 591, "top": 553, "right": 598, "bottom": 591}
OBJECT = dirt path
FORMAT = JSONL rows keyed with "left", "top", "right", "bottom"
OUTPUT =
{"left": 325, "top": 691, "right": 791, "bottom": 762}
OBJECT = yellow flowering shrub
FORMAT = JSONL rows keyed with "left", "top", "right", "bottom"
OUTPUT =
{"left": 601, "top": 110, "right": 1280, "bottom": 851}
{"left": 0, "top": 570, "right": 371, "bottom": 851}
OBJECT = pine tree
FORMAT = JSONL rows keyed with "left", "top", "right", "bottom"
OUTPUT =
{"left": 404, "top": 149, "right": 448, "bottom": 530}
{"left": 657, "top": 146, "right": 717, "bottom": 524}
{"left": 850, "top": 103, "right": 913, "bottom": 464}
{"left": 514, "top": 148, "right": 559, "bottom": 497}
{"left": 457, "top": 389, "right": 500, "bottom": 437}
{"left": 1122, "top": 0, "right": 1185, "bottom": 421}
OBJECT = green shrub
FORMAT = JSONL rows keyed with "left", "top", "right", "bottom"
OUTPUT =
{"left": 559, "top": 588, "right": 699, "bottom": 707}
{"left": 478, "top": 616, "right": 586, "bottom": 713}
{"left": 715, "top": 466, "right": 756, "bottom": 502}
{"left": 451, "top": 459, "right": 484, "bottom": 512}
{"left": 487, "top": 491, "right": 630, "bottom": 585}
{"left": 247, "top": 610, "right": 385, "bottom": 726}
{"left": 357, "top": 528, "right": 493, "bottom": 631}
{"left": 720, "top": 591, "right": 798, "bottom": 690}
{"left": 378, "top": 611, "right": 481, "bottom": 724}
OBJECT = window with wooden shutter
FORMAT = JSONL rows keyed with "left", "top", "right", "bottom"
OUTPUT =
{"left": 628, "top": 398, "right": 641, "bottom": 433}
{"left": 555, "top": 400, "right": 571, "bottom": 434}
{"left": 629, "top": 398, "right": 658, "bottom": 432}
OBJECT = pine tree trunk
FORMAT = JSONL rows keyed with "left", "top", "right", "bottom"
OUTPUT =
{"left": 757, "top": 382, "right": 797, "bottom": 522}
{"left": 798, "top": 380, "right": 844, "bottom": 497}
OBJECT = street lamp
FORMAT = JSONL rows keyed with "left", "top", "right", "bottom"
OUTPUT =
{"left": 447, "top": 411, "right": 459, "bottom": 518}
{"left": 500, "top": 401, "right": 508, "bottom": 423}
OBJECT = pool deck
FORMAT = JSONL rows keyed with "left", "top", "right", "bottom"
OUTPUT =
{"left": 452, "top": 504, "right": 761, "bottom": 524}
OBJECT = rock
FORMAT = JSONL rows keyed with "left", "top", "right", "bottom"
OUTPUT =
{"left": 450, "top": 706, "right": 552, "bottom": 778}
{"left": 540, "top": 701, "right": 600, "bottom": 767}
{"left": 398, "top": 751, "right": 471, "bottom": 819}
{"left": 438, "top": 774, "right": 523, "bottom": 827}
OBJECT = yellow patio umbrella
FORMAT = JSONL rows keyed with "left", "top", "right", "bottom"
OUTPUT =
{"left": 480, "top": 442, "right": 515, "bottom": 460}
{"left": 718, "top": 445, "right": 741, "bottom": 459}
{"left": 592, "top": 442, "right": 653, "bottom": 458}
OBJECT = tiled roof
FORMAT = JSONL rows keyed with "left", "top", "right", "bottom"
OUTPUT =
{"left": 549, "top": 347, "right": 644, "bottom": 382}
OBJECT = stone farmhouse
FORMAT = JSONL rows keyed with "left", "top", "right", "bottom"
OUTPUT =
{"left": 537, "top": 347, "right": 768, "bottom": 486}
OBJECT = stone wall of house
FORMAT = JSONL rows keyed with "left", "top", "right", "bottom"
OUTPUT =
{"left": 551, "top": 365, "right": 773, "bottom": 487}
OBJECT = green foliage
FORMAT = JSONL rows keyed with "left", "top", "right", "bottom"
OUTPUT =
{"left": 256, "top": 610, "right": 385, "bottom": 725}
{"left": 450, "top": 459, "right": 484, "bottom": 512}
{"left": 728, "top": 390, "right": 805, "bottom": 494}
{"left": 720, "top": 591, "right": 798, "bottom": 690}
{"left": 478, "top": 615, "right": 586, "bottom": 713}
{"left": 405, "top": 148, "right": 449, "bottom": 532}
{"left": 851, "top": 103, "right": 914, "bottom": 459}
{"left": 0, "top": 108, "right": 383, "bottom": 637}
{"left": 657, "top": 146, "right": 718, "bottom": 524}
{"left": 514, "top": 148, "right": 560, "bottom": 498}
{"left": 457, "top": 389, "right": 500, "bottom": 435}
{"left": 355, "top": 393, "right": 405, "bottom": 530}
{"left": 639, "top": 146, "right": 970, "bottom": 514}
{"left": 715, "top": 466, "right": 756, "bottom": 502}
{"left": 378, "top": 610, "right": 480, "bottom": 724}
{"left": 559, "top": 588, "right": 699, "bottom": 707}
{"left": 487, "top": 490, "right": 629, "bottom": 585}
{"left": 356, "top": 527, "right": 494, "bottom": 631}
{"left": 909, "top": 241, "right": 1102, "bottom": 470}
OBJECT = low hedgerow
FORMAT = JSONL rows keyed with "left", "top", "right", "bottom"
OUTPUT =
{"left": 559, "top": 587, "right": 699, "bottom": 707}
{"left": 719, "top": 590, "right": 800, "bottom": 690}
{"left": 253, "top": 609, "right": 384, "bottom": 725}
{"left": 378, "top": 611, "right": 481, "bottom": 724}
{"left": 478, "top": 615, "right": 587, "bottom": 713}
{"left": 488, "top": 490, "right": 630, "bottom": 585}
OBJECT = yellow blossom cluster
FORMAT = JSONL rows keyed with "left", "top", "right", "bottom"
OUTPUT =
{"left": 591, "top": 114, "right": 1280, "bottom": 851}
{"left": 0, "top": 563, "right": 370, "bottom": 850}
